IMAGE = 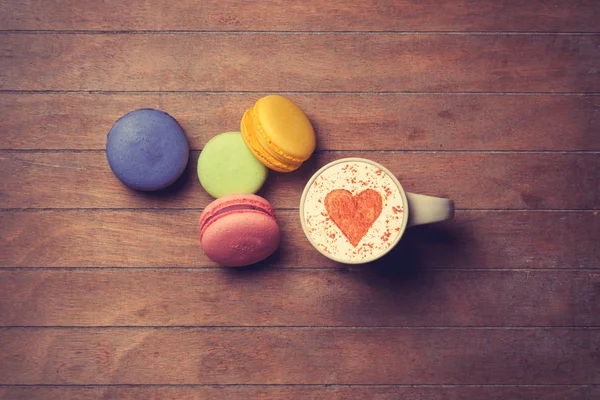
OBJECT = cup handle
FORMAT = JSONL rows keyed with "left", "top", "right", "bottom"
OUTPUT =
{"left": 406, "top": 192, "right": 455, "bottom": 227}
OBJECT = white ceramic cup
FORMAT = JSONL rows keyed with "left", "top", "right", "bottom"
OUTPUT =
{"left": 300, "top": 158, "right": 454, "bottom": 264}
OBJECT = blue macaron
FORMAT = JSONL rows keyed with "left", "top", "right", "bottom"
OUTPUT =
{"left": 106, "top": 109, "right": 189, "bottom": 191}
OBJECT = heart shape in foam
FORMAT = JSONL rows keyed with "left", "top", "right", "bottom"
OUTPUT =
{"left": 324, "top": 189, "right": 383, "bottom": 247}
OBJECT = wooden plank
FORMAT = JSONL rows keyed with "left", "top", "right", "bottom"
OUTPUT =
{"left": 0, "top": 270, "right": 597, "bottom": 327}
{"left": 1, "top": 0, "right": 599, "bottom": 32}
{"left": 1, "top": 152, "right": 599, "bottom": 210}
{"left": 2, "top": 93, "right": 600, "bottom": 151}
{"left": 1, "top": 211, "right": 598, "bottom": 269}
{"left": 0, "top": 328, "right": 597, "bottom": 384}
{"left": 1, "top": 34, "right": 599, "bottom": 92}
{"left": 1, "top": 385, "right": 598, "bottom": 400}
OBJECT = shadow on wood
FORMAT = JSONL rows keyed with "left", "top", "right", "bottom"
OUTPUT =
{"left": 224, "top": 247, "right": 285, "bottom": 275}
{"left": 354, "top": 221, "right": 469, "bottom": 286}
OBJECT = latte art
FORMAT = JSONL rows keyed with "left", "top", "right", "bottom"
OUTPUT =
{"left": 301, "top": 160, "right": 405, "bottom": 263}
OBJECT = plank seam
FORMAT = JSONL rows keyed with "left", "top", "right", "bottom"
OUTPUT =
{"left": 0, "top": 267, "right": 597, "bottom": 272}
{"left": 1, "top": 30, "right": 600, "bottom": 35}
{"left": 2, "top": 149, "right": 600, "bottom": 154}
{"left": 0, "top": 326, "right": 599, "bottom": 330}
{"left": 1, "top": 90, "right": 600, "bottom": 95}
{"left": 0, "top": 383, "right": 598, "bottom": 388}
{"left": 0, "top": 208, "right": 598, "bottom": 212}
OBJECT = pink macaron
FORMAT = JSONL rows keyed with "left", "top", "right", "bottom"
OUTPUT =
{"left": 199, "top": 194, "right": 281, "bottom": 267}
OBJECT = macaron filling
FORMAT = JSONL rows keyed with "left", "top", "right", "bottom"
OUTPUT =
{"left": 200, "top": 204, "right": 274, "bottom": 236}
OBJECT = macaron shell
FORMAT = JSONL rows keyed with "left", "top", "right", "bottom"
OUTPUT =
{"left": 201, "top": 211, "right": 280, "bottom": 267}
{"left": 254, "top": 95, "right": 316, "bottom": 162}
{"left": 197, "top": 131, "right": 268, "bottom": 198}
{"left": 106, "top": 108, "right": 189, "bottom": 191}
{"left": 241, "top": 109, "right": 296, "bottom": 173}
{"left": 199, "top": 193, "right": 275, "bottom": 234}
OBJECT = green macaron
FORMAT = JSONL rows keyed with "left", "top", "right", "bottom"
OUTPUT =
{"left": 198, "top": 132, "right": 268, "bottom": 198}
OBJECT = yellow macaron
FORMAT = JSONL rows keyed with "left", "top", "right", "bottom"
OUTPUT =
{"left": 241, "top": 95, "right": 316, "bottom": 172}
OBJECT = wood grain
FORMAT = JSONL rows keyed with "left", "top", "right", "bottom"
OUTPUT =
{"left": 2, "top": 34, "right": 599, "bottom": 92}
{"left": 1, "top": 0, "right": 599, "bottom": 395}
{"left": 1, "top": 269, "right": 598, "bottom": 327}
{"left": 2, "top": 93, "right": 599, "bottom": 151}
{"left": 2, "top": 152, "right": 599, "bottom": 210}
{"left": 1, "top": 385, "right": 598, "bottom": 400}
{"left": 1, "top": 211, "right": 598, "bottom": 269}
{"left": 1, "top": 328, "right": 598, "bottom": 384}
{"left": 2, "top": 0, "right": 599, "bottom": 32}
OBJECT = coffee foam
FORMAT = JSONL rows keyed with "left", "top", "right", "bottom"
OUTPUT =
{"left": 303, "top": 161, "right": 405, "bottom": 262}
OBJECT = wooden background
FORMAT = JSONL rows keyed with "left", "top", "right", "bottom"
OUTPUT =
{"left": 1, "top": 1, "right": 599, "bottom": 399}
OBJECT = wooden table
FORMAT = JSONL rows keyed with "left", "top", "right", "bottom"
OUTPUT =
{"left": 1, "top": 1, "right": 599, "bottom": 399}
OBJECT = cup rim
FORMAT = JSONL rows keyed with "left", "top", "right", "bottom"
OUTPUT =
{"left": 299, "top": 157, "right": 409, "bottom": 265}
